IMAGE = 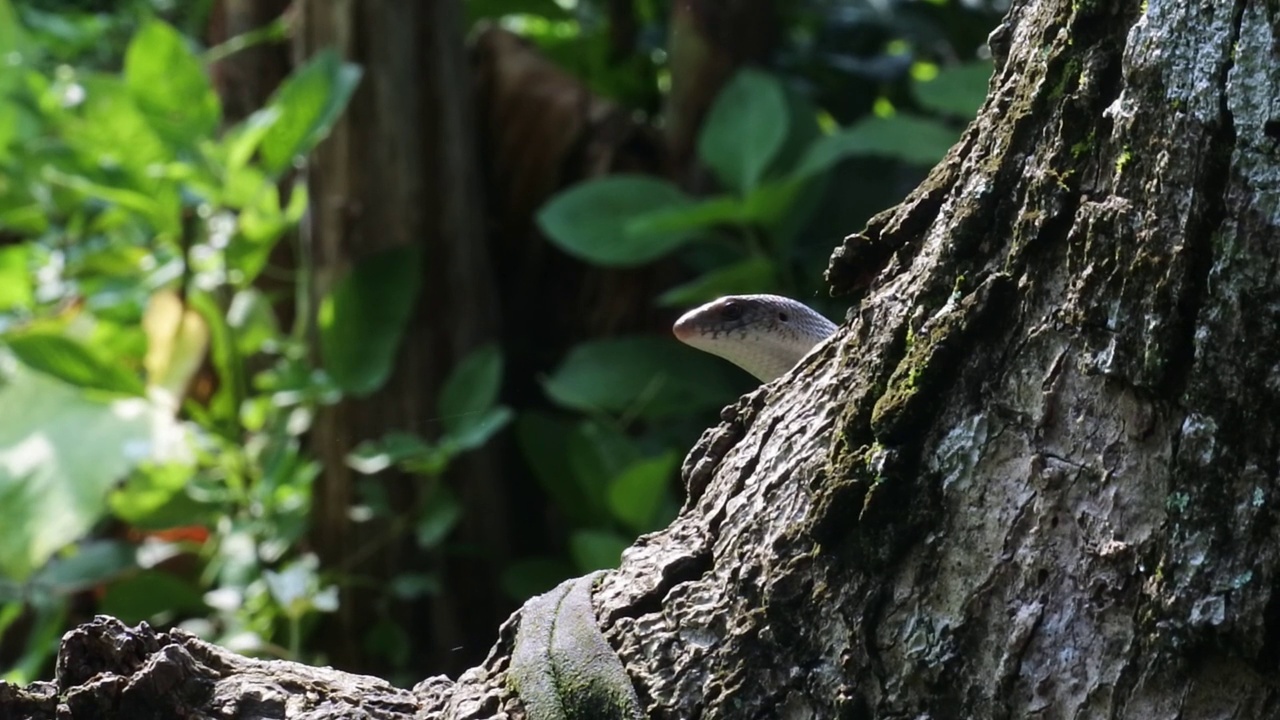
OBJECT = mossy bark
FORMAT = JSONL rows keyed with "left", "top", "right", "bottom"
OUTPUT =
{"left": 599, "top": 0, "right": 1280, "bottom": 716}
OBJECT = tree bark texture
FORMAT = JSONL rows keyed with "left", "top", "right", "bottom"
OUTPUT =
{"left": 7, "top": 0, "right": 1280, "bottom": 717}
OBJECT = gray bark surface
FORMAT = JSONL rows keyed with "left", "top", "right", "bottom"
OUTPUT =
{"left": 5, "top": 0, "right": 1279, "bottom": 717}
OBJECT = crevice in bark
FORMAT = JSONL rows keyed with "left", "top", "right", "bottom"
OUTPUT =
{"left": 1158, "top": 0, "right": 1245, "bottom": 400}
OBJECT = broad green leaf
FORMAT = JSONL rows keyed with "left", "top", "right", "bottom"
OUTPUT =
{"left": 62, "top": 74, "right": 174, "bottom": 178}
{"left": 656, "top": 255, "right": 775, "bottom": 307}
{"left": 438, "top": 344, "right": 503, "bottom": 433}
{"left": 792, "top": 116, "right": 961, "bottom": 180}
{"left": 415, "top": 488, "right": 462, "bottom": 549}
{"left": 915, "top": 61, "right": 993, "bottom": 118}
{"left": 31, "top": 540, "right": 135, "bottom": 594}
{"left": 543, "top": 336, "right": 743, "bottom": 418}
{"left": 698, "top": 69, "right": 790, "bottom": 193}
{"left": 0, "top": 245, "right": 33, "bottom": 311}
{"left": 624, "top": 195, "right": 749, "bottom": 235}
{"left": 536, "top": 176, "right": 698, "bottom": 266}
{"left": 607, "top": 452, "right": 678, "bottom": 532}
{"left": 569, "top": 529, "right": 629, "bottom": 572}
{"left": 100, "top": 570, "right": 207, "bottom": 624}
{"left": 318, "top": 246, "right": 422, "bottom": 396}
{"left": 6, "top": 330, "right": 145, "bottom": 395}
{"left": 260, "top": 49, "right": 362, "bottom": 176}
{"left": 124, "top": 20, "right": 221, "bottom": 147}
{"left": 0, "top": 361, "right": 183, "bottom": 579}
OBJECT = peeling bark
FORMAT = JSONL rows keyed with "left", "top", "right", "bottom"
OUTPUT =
{"left": 7, "top": 0, "right": 1280, "bottom": 717}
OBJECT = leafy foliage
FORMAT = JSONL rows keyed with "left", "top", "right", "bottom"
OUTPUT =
{"left": 0, "top": 0, "right": 478, "bottom": 682}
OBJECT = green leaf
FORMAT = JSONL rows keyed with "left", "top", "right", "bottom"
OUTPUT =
{"left": 915, "top": 61, "right": 993, "bottom": 118}
{"left": 0, "top": 0, "right": 30, "bottom": 58}
{"left": 31, "top": 540, "right": 136, "bottom": 594}
{"left": 792, "top": 116, "right": 962, "bottom": 180}
{"left": 260, "top": 49, "right": 362, "bottom": 176}
{"left": 109, "top": 462, "right": 207, "bottom": 529}
{"left": 568, "top": 529, "right": 629, "bottom": 572}
{"left": 608, "top": 452, "right": 678, "bottom": 532}
{"left": 467, "top": 0, "right": 571, "bottom": 24}
{"left": 319, "top": 246, "right": 422, "bottom": 396}
{"left": 697, "top": 69, "right": 790, "bottom": 193}
{"left": 543, "top": 336, "right": 743, "bottom": 418}
{"left": 124, "top": 20, "right": 221, "bottom": 147}
{"left": 101, "top": 570, "right": 207, "bottom": 624}
{"left": 657, "top": 256, "right": 776, "bottom": 307}
{"left": 438, "top": 344, "right": 503, "bottom": 434}
{"left": 415, "top": 488, "right": 462, "bottom": 549}
{"left": 0, "top": 361, "right": 182, "bottom": 579}
{"left": 447, "top": 406, "right": 513, "bottom": 453}
{"left": 565, "top": 419, "right": 637, "bottom": 518}
{"left": 5, "top": 330, "right": 145, "bottom": 395}
{"left": 536, "top": 176, "right": 699, "bottom": 267}
{"left": 0, "top": 245, "right": 33, "bottom": 311}
{"left": 347, "top": 432, "right": 437, "bottom": 475}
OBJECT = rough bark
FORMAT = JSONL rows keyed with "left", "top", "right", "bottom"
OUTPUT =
{"left": 7, "top": 0, "right": 1280, "bottom": 717}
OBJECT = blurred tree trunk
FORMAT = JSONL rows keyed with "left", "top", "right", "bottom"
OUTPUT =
{"left": 296, "top": 0, "right": 505, "bottom": 676}
{"left": 6, "top": 0, "right": 1279, "bottom": 717}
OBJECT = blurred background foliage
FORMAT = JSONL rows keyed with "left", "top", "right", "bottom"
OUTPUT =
{"left": 0, "top": 0, "right": 1003, "bottom": 686}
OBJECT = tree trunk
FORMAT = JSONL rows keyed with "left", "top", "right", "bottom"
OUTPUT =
{"left": 299, "top": 0, "right": 506, "bottom": 676}
{"left": 7, "top": 0, "right": 1279, "bottom": 716}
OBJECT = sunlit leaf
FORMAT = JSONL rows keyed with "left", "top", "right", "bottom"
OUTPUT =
{"left": 259, "top": 49, "right": 362, "bottom": 176}
{"left": 124, "top": 20, "right": 221, "bottom": 147}
{"left": 536, "top": 176, "right": 699, "bottom": 266}
{"left": 0, "top": 245, "right": 33, "bottom": 311}
{"left": 698, "top": 69, "right": 790, "bottom": 193}
{"left": 0, "top": 361, "right": 184, "bottom": 579}
{"left": 5, "top": 329, "right": 144, "bottom": 395}
{"left": 318, "top": 246, "right": 422, "bottom": 396}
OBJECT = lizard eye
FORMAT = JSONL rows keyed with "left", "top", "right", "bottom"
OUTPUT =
{"left": 721, "top": 301, "right": 743, "bottom": 322}
{"left": 778, "top": 312, "right": 789, "bottom": 322}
